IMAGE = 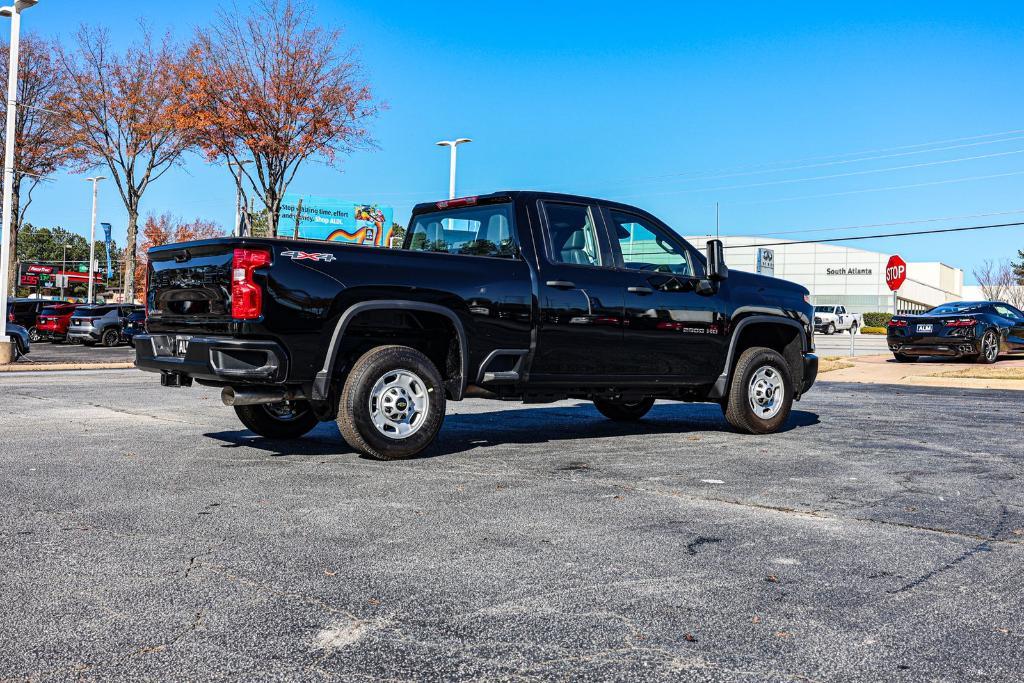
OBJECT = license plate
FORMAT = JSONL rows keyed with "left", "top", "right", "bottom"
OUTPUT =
{"left": 175, "top": 338, "right": 190, "bottom": 356}
{"left": 916, "top": 324, "right": 933, "bottom": 333}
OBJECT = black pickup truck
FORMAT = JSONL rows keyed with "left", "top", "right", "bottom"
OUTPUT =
{"left": 136, "top": 191, "right": 818, "bottom": 459}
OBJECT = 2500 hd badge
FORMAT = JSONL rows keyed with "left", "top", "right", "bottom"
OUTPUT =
{"left": 136, "top": 191, "right": 818, "bottom": 460}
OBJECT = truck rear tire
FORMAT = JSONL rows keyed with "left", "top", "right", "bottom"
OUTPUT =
{"left": 234, "top": 401, "right": 319, "bottom": 439}
{"left": 722, "top": 347, "right": 794, "bottom": 434}
{"left": 593, "top": 397, "right": 655, "bottom": 421}
{"left": 337, "top": 345, "right": 446, "bottom": 460}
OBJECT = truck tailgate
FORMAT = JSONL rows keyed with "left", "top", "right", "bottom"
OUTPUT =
{"left": 147, "top": 240, "right": 237, "bottom": 333}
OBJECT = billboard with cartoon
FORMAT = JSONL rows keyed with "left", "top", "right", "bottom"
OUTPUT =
{"left": 278, "top": 195, "right": 395, "bottom": 246}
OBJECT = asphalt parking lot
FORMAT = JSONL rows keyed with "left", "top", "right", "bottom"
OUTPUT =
{"left": 2, "top": 370, "right": 1023, "bottom": 681}
{"left": 15, "top": 340, "right": 135, "bottom": 365}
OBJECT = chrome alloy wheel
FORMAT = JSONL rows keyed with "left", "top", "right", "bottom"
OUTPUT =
{"left": 368, "top": 368, "right": 429, "bottom": 439}
{"left": 983, "top": 331, "right": 999, "bottom": 362}
{"left": 748, "top": 365, "right": 785, "bottom": 420}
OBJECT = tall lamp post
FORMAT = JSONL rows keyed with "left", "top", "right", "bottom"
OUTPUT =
{"left": 85, "top": 176, "right": 105, "bottom": 303}
{"left": 435, "top": 138, "right": 471, "bottom": 199}
{"left": 0, "top": 0, "right": 38, "bottom": 362}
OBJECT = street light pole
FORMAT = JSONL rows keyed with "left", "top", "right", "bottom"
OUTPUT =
{"left": 435, "top": 138, "right": 472, "bottom": 199}
{"left": 0, "top": 0, "right": 38, "bottom": 359}
{"left": 85, "top": 176, "right": 105, "bottom": 304}
{"left": 227, "top": 159, "right": 251, "bottom": 237}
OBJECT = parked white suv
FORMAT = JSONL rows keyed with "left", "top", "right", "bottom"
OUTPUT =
{"left": 813, "top": 305, "right": 860, "bottom": 335}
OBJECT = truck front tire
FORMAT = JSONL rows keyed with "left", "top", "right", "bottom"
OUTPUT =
{"left": 722, "top": 347, "right": 794, "bottom": 434}
{"left": 593, "top": 397, "right": 655, "bottom": 421}
{"left": 234, "top": 401, "right": 319, "bottom": 439}
{"left": 337, "top": 345, "right": 446, "bottom": 460}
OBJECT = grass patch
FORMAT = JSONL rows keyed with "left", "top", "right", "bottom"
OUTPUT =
{"left": 818, "top": 356, "right": 855, "bottom": 374}
{"left": 930, "top": 366, "right": 1024, "bottom": 380}
{"left": 860, "top": 326, "right": 887, "bottom": 335}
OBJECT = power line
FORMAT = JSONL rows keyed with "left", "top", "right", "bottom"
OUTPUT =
{"left": 521, "top": 127, "right": 1024, "bottom": 193}
{"left": 603, "top": 133, "right": 1024, "bottom": 190}
{"left": 726, "top": 208, "right": 1024, "bottom": 238}
{"left": 722, "top": 220, "right": 1024, "bottom": 249}
{"left": 733, "top": 169, "right": 1024, "bottom": 205}
{"left": 613, "top": 148, "right": 1024, "bottom": 199}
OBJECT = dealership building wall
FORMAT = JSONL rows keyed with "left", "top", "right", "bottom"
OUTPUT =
{"left": 685, "top": 235, "right": 964, "bottom": 314}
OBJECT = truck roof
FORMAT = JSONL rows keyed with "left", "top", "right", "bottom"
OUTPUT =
{"left": 411, "top": 190, "right": 659, "bottom": 217}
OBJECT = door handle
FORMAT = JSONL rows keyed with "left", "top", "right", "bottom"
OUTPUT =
{"left": 627, "top": 286, "right": 653, "bottom": 295}
{"left": 546, "top": 280, "right": 576, "bottom": 289}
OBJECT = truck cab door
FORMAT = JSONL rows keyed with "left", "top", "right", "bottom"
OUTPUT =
{"left": 529, "top": 200, "right": 632, "bottom": 379}
{"left": 602, "top": 207, "right": 727, "bottom": 385}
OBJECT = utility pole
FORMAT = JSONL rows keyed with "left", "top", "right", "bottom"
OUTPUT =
{"left": 435, "top": 138, "right": 472, "bottom": 199}
{"left": 85, "top": 176, "right": 105, "bottom": 303}
{"left": 0, "top": 0, "right": 39, "bottom": 362}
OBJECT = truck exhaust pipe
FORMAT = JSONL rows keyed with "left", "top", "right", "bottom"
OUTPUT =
{"left": 221, "top": 386, "right": 303, "bottom": 407}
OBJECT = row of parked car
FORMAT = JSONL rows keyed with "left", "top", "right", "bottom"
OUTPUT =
{"left": 6, "top": 298, "right": 146, "bottom": 355}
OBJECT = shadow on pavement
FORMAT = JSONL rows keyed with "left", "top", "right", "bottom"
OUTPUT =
{"left": 204, "top": 401, "right": 820, "bottom": 460}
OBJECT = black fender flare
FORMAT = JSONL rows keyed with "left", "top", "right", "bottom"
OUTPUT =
{"left": 708, "top": 315, "right": 808, "bottom": 399}
{"left": 311, "top": 300, "right": 469, "bottom": 402}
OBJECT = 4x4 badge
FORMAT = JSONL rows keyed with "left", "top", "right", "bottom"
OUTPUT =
{"left": 281, "top": 251, "right": 336, "bottom": 262}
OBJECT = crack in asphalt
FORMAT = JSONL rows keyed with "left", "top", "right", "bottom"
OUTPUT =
{"left": 888, "top": 505, "right": 1010, "bottom": 595}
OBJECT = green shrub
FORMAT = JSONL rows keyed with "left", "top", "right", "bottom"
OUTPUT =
{"left": 863, "top": 312, "right": 892, "bottom": 328}
{"left": 860, "top": 326, "right": 887, "bottom": 335}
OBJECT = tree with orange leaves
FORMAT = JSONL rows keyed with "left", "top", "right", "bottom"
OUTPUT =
{"left": 59, "top": 26, "right": 192, "bottom": 303}
{"left": 176, "top": 0, "right": 380, "bottom": 237}
{"left": 0, "top": 34, "right": 76, "bottom": 291}
{"left": 133, "top": 213, "right": 224, "bottom": 301}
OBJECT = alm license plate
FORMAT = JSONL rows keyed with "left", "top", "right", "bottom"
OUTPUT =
{"left": 916, "top": 324, "right": 933, "bottom": 333}
{"left": 174, "top": 338, "right": 190, "bottom": 356}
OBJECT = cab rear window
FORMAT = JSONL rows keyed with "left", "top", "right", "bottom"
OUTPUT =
{"left": 407, "top": 203, "right": 517, "bottom": 258}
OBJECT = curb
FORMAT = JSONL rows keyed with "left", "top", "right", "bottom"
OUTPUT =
{"left": 0, "top": 362, "right": 136, "bottom": 373}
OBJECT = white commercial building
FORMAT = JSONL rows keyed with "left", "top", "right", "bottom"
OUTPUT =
{"left": 685, "top": 235, "right": 964, "bottom": 314}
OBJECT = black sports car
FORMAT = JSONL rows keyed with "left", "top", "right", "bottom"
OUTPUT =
{"left": 887, "top": 300, "right": 1024, "bottom": 363}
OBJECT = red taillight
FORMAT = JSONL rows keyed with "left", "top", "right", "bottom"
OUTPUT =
{"left": 435, "top": 196, "right": 478, "bottom": 210}
{"left": 888, "top": 319, "right": 908, "bottom": 327}
{"left": 946, "top": 318, "right": 975, "bottom": 327}
{"left": 7, "top": 310, "right": 13, "bottom": 323}
{"left": 231, "top": 247, "right": 271, "bottom": 320}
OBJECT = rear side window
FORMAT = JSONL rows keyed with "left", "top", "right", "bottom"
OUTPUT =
{"left": 407, "top": 203, "right": 517, "bottom": 258}
{"left": 542, "top": 202, "right": 603, "bottom": 267}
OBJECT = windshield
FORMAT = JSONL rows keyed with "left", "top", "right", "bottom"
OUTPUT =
{"left": 407, "top": 203, "right": 517, "bottom": 258}
{"left": 927, "top": 302, "right": 988, "bottom": 315}
{"left": 40, "top": 306, "right": 67, "bottom": 315}
{"left": 814, "top": 306, "right": 835, "bottom": 313}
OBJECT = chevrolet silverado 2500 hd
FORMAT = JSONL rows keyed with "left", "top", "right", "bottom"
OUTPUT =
{"left": 135, "top": 191, "right": 818, "bottom": 459}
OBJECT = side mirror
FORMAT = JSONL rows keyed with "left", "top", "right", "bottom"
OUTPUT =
{"left": 695, "top": 279, "right": 716, "bottom": 296}
{"left": 706, "top": 239, "right": 729, "bottom": 281}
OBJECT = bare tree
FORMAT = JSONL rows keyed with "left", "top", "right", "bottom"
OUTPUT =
{"left": 972, "top": 258, "right": 1024, "bottom": 308}
{"left": 973, "top": 260, "right": 1012, "bottom": 302}
{"left": 59, "top": 25, "right": 191, "bottom": 302}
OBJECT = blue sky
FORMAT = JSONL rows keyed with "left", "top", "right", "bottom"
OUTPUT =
{"left": 20, "top": 0, "right": 1024, "bottom": 281}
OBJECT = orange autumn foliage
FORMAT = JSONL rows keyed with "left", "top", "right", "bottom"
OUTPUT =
{"left": 59, "top": 26, "right": 192, "bottom": 302}
{"left": 173, "top": 0, "right": 380, "bottom": 236}
{"left": 133, "top": 213, "right": 224, "bottom": 301}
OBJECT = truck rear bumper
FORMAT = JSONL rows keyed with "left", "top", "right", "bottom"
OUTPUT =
{"left": 134, "top": 334, "right": 288, "bottom": 384}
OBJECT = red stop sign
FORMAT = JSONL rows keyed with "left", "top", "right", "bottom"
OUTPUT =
{"left": 885, "top": 254, "right": 907, "bottom": 291}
